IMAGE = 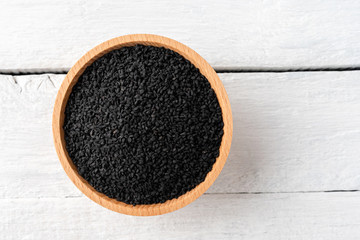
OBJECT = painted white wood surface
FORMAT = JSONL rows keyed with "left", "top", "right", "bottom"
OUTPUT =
{"left": 1, "top": 0, "right": 360, "bottom": 72}
{"left": 1, "top": 193, "right": 360, "bottom": 239}
{"left": 1, "top": 72, "right": 360, "bottom": 200}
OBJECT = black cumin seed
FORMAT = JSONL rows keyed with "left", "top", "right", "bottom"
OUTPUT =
{"left": 63, "top": 44, "right": 224, "bottom": 205}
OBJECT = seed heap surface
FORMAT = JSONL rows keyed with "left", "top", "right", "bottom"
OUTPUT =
{"left": 64, "top": 45, "right": 224, "bottom": 205}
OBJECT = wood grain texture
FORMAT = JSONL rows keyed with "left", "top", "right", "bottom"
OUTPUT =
{"left": 1, "top": 72, "right": 360, "bottom": 200}
{"left": 1, "top": 0, "right": 360, "bottom": 71}
{"left": 52, "top": 34, "right": 233, "bottom": 216}
{"left": 1, "top": 193, "right": 360, "bottom": 240}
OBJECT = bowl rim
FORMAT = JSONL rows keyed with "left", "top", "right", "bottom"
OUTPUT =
{"left": 52, "top": 34, "right": 233, "bottom": 216}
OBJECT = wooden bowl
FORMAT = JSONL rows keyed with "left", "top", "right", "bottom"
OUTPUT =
{"left": 52, "top": 34, "right": 233, "bottom": 216}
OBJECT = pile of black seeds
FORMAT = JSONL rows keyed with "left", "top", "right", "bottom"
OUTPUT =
{"left": 63, "top": 45, "right": 224, "bottom": 205}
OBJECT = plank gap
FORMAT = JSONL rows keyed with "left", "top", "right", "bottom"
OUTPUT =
{"left": 3, "top": 65, "right": 360, "bottom": 75}
{"left": 0, "top": 190, "right": 359, "bottom": 201}
{"left": 205, "top": 190, "right": 360, "bottom": 195}
{"left": 215, "top": 66, "right": 360, "bottom": 73}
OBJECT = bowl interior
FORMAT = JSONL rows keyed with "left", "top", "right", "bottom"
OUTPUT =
{"left": 52, "top": 34, "right": 233, "bottom": 216}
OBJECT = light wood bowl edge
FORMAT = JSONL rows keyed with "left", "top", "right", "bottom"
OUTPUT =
{"left": 52, "top": 34, "right": 233, "bottom": 216}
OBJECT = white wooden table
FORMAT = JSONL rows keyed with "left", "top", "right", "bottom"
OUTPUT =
{"left": 1, "top": 1, "right": 360, "bottom": 239}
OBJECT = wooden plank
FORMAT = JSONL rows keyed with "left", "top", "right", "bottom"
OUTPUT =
{"left": 1, "top": 193, "right": 360, "bottom": 239}
{"left": 214, "top": 72, "right": 360, "bottom": 193}
{"left": 1, "top": 72, "right": 360, "bottom": 199}
{"left": 1, "top": 0, "right": 360, "bottom": 71}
